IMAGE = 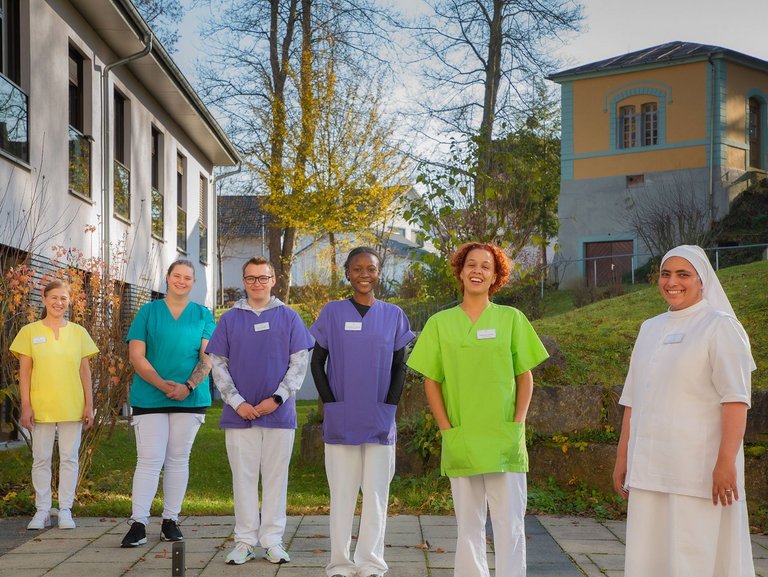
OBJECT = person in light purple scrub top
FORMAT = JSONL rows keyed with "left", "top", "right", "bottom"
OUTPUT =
{"left": 310, "top": 247, "right": 415, "bottom": 577}
{"left": 207, "top": 256, "right": 313, "bottom": 567}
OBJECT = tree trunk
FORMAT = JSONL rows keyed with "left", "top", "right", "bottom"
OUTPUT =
{"left": 329, "top": 231, "right": 338, "bottom": 288}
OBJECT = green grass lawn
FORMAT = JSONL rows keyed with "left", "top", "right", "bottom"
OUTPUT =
{"left": 0, "top": 401, "right": 624, "bottom": 520}
{"left": 534, "top": 260, "right": 768, "bottom": 388}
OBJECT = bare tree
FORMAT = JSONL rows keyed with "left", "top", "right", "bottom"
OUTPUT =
{"left": 133, "top": 0, "right": 184, "bottom": 52}
{"left": 198, "top": 0, "right": 399, "bottom": 301}
{"left": 620, "top": 176, "right": 711, "bottom": 258}
{"left": 413, "top": 0, "right": 581, "bottom": 149}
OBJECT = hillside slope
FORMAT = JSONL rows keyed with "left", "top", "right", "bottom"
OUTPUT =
{"left": 534, "top": 260, "right": 767, "bottom": 388}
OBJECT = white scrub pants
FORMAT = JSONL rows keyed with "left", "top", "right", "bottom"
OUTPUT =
{"left": 225, "top": 426, "right": 295, "bottom": 548}
{"left": 450, "top": 472, "right": 527, "bottom": 577}
{"left": 625, "top": 487, "right": 756, "bottom": 577}
{"left": 31, "top": 421, "right": 82, "bottom": 511}
{"left": 325, "top": 443, "right": 396, "bottom": 577}
{"left": 130, "top": 412, "right": 204, "bottom": 525}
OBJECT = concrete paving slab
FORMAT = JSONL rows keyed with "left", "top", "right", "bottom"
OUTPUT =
{"left": 0, "top": 569, "right": 48, "bottom": 577}
{"left": 556, "top": 538, "right": 626, "bottom": 555}
{"left": 43, "top": 561, "right": 135, "bottom": 577}
{"left": 11, "top": 537, "right": 93, "bottom": 553}
{"left": 0, "top": 551, "right": 74, "bottom": 568}
{"left": 588, "top": 553, "right": 625, "bottom": 571}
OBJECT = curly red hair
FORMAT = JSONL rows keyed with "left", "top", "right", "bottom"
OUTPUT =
{"left": 450, "top": 242, "right": 511, "bottom": 296}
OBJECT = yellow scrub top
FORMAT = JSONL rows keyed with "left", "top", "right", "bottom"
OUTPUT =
{"left": 407, "top": 304, "right": 548, "bottom": 477}
{"left": 10, "top": 321, "right": 99, "bottom": 422}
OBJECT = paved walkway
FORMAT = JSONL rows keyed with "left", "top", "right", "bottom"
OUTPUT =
{"left": 0, "top": 514, "right": 766, "bottom": 577}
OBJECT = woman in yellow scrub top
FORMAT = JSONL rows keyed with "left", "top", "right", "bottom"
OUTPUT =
{"left": 11, "top": 280, "right": 99, "bottom": 531}
{"left": 407, "top": 242, "right": 548, "bottom": 577}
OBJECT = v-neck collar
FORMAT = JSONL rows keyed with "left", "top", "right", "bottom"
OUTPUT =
{"left": 162, "top": 299, "right": 191, "bottom": 321}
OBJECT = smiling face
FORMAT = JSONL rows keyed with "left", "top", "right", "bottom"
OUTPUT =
{"left": 42, "top": 286, "right": 70, "bottom": 320}
{"left": 166, "top": 264, "right": 195, "bottom": 298}
{"left": 243, "top": 262, "right": 275, "bottom": 306}
{"left": 658, "top": 256, "right": 703, "bottom": 310}
{"left": 346, "top": 252, "right": 380, "bottom": 299}
{"left": 459, "top": 248, "right": 497, "bottom": 296}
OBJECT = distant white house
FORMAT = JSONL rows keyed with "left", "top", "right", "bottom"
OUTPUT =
{"left": 0, "top": 0, "right": 239, "bottom": 308}
{"left": 290, "top": 187, "right": 435, "bottom": 292}
{"left": 217, "top": 188, "right": 436, "bottom": 297}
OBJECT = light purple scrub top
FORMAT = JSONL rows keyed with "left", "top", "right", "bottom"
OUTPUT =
{"left": 310, "top": 299, "right": 414, "bottom": 445}
{"left": 206, "top": 306, "right": 313, "bottom": 429}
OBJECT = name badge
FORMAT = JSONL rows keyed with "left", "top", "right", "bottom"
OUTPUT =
{"left": 254, "top": 322, "right": 270, "bottom": 332}
{"left": 33, "top": 336, "right": 47, "bottom": 344}
{"left": 477, "top": 329, "right": 496, "bottom": 340}
{"left": 663, "top": 333, "right": 684, "bottom": 344}
{"left": 344, "top": 321, "right": 363, "bottom": 331}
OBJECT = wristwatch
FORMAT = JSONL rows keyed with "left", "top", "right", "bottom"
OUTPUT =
{"left": 184, "top": 382, "right": 194, "bottom": 393}
{"left": 272, "top": 394, "right": 283, "bottom": 405}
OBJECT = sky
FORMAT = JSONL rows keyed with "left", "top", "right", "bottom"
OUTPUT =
{"left": 175, "top": 0, "right": 768, "bottom": 82}
{"left": 551, "top": 0, "right": 768, "bottom": 68}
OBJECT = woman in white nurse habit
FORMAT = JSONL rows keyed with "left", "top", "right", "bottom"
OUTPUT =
{"left": 613, "top": 244, "right": 756, "bottom": 577}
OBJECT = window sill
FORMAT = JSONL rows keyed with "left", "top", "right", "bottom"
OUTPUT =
{"left": 114, "top": 213, "right": 131, "bottom": 226}
{"left": 68, "top": 189, "right": 95, "bottom": 204}
{"left": 0, "top": 147, "right": 31, "bottom": 169}
{"left": 151, "top": 233, "right": 165, "bottom": 243}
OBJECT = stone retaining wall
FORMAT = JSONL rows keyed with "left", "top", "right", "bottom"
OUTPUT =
{"left": 301, "top": 385, "right": 768, "bottom": 503}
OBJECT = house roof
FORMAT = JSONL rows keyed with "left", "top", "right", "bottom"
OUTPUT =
{"left": 218, "top": 195, "right": 267, "bottom": 236}
{"left": 69, "top": 0, "right": 240, "bottom": 166}
{"left": 549, "top": 41, "right": 768, "bottom": 82}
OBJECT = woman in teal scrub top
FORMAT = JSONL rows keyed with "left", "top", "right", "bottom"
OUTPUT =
{"left": 407, "top": 242, "right": 548, "bottom": 577}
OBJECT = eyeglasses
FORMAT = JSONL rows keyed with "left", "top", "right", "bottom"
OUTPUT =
{"left": 243, "top": 275, "right": 273, "bottom": 285}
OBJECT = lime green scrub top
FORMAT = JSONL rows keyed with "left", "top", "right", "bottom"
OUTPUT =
{"left": 407, "top": 303, "right": 548, "bottom": 477}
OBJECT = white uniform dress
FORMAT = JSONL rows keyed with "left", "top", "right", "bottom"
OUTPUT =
{"left": 619, "top": 298, "right": 755, "bottom": 577}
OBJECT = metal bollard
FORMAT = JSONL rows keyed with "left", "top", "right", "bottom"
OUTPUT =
{"left": 172, "top": 541, "right": 185, "bottom": 577}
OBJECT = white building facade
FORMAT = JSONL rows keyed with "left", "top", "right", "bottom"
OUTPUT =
{"left": 0, "top": 0, "right": 239, "bottom": 307}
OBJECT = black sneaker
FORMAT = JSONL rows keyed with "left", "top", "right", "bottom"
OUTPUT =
{"left": 160, "top": 518, "right": 183, "bottom": 542}
{"left": 121, "top": 521, "right": 147, "bottom": 548}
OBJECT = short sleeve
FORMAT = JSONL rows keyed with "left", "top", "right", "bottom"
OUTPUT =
{"left": 288, "top": 309, "right": 314, "bottom": 354}
{"left": 393, "top": 308, "right": 416, "bottom": 351}
{"left": 202, "top": 306, "right": 216, "bottom": 340}
{"left": 9, "top": 324, "right": 31, "bottom": 359}
{"left": 510, "top": 310, "right": 549, "bottom": 376}
{"left": 205, "top": 313, "right": 231, "bottom": 359}
{"left": 710, "top": 315, "right": 754, "bottom": 406}
{"left": 79, "top": 325, "right": 99, "bottom": 358}
{"left": 309, "top": 306, "right": 329, "bottom": 349}
{"left": 126, "top": 302, "right": 150, "bottom": 343}
{"left": 406, "top": 316, "right": 444, "bottom": 383}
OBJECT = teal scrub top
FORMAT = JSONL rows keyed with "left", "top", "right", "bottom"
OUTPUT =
{"left": 127, "top": 299, "right": 215, "bottom": 409}
{"left": 407, "top": 303, "right": 548, "bottom": 477}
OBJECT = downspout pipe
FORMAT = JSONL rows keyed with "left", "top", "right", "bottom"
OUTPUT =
{"left": 212, "top": 164, "right": 243, "bottom": 309}
{"left": 707, "top": 54, "right": 716, "bottom": 226}
{"left": 101, "top": 34, "right": 153, "bottom": 266}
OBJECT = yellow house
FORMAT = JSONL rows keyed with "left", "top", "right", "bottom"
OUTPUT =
{"left": 548, "top": 41, "right": 768, "bottom": 287}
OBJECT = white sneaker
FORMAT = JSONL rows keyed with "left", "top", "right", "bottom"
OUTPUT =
{"left": 264, "top": 543, "right": 290, "bottom": 564}
{"left": 225, "top": 542, "right": 256, "bottom": 565}
{"left": 58, "top": 509, "right": 76, "bottom": 529}
{"left": 27, "top": 510, "right": 51, "bottom": 530}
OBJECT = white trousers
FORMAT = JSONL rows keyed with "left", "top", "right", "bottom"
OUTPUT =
{"left": 130, "top": 412, "right": 204, "bottom": 525}
{"left": 31, "top": 422, "right": 82, "bottom": 511}
{"left": 450, "top": 472, "right": 527, "bottom": 577}
{"left": 225, "top": 426, "right": 295, "bottom": 548}
{"left": 625, "top": 487, "right": 756, "bottom": 577}
{"left": 325, "top": 443, "right": 396, "bottom": 577}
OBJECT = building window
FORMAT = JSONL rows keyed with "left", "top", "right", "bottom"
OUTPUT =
{"left": 176, "top": 153, "right": 187, "bottom": 253}
{"left": 749, "top": 97, "right": 763, "bottom": 169}
{"left": 151, "top": 127, "right": 163, "bottom": 238}
{"left": 619, "top": 105, "right": 636, "bottom": 149}
{"left": 0, "top": 0, "right": 25, "bottom": 162}
{"left": 113, "top": 91, "right": 130, "bottom": 220}
{"left": 618, "top": 101, "right": 659, "bottom": 149}
{"left": 626, "top": 174, "right": 644, "bottom": 187}
{"left": 68, "top": 47, "right": 90, "bottom": 198}
{"left": 0, "top": 0, "right": 21, "bottom": 85}
{"left": 642, "top": 103, "right": 658, "bottom": 146}
{"left": 199, "top": 174, "right": 208, "bottom": 264}
{"left": 390, "top": 226, "right": 406, "bottom": 236}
